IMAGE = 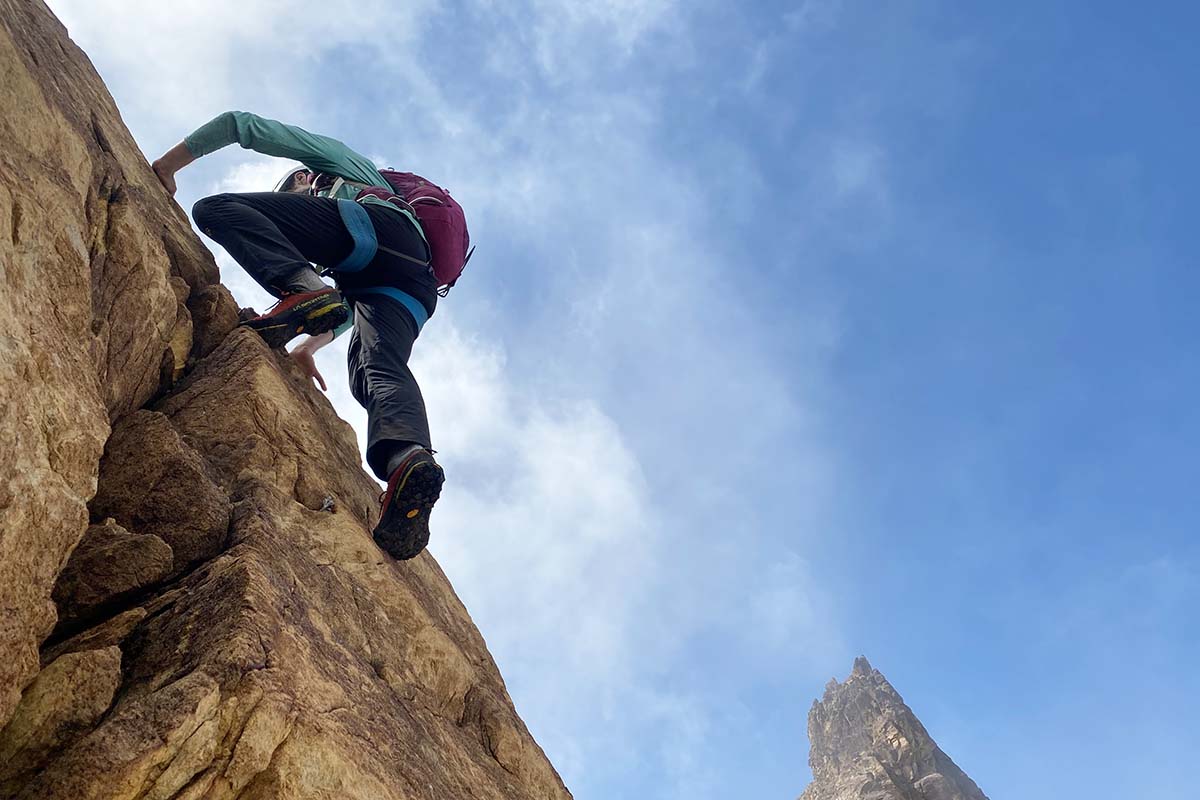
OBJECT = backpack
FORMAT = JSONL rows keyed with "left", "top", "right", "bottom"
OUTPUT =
{"left": 354, "top": 170, "right": 473, "bottom": 296}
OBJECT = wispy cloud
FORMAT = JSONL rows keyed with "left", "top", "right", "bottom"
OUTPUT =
{"left": 49, "top": 0, "right": 431, "bottom": 141}
{"left": 49, "top": 1, "right": 850, "bottom": 797}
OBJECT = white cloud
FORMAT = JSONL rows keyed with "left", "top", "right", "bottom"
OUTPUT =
{"left": 471, "top": 0, "right": 683, "bottom": 86}
{"left": 528, "top": 0, "right": 679, "bottom": 78}
{"left": 48, "top": 0, "right": 432, "bottom": 138}
{"left": 415, "top": 320, "right": 661, "bottom": 712}
{"left": 213, "top": 159, "right": 290, "bottom": 195}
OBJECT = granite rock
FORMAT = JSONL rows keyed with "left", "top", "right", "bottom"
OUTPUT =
{"left": 0, "top": 2, "right": 571, "bottom": 797}
{"left": 800, "top": 658, "right": 988, "bottom": 800}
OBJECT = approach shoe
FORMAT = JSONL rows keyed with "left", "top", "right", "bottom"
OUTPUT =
{"left": 242, "top": 286, "right": 348, "bottom": 349}
{"left": 374, "top": 448, "right": 445, "bottom": 560}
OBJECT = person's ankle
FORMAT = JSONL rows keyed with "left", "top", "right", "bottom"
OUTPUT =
{"left": 279, "top": 267, "right": 328, "bottom": 295}
{"left": 386, "top": 443, "right": 426, "bottom": 477}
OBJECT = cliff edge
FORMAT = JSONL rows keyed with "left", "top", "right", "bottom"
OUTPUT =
{"left": 0, "top": 2, "right": 570, "bottom": 797}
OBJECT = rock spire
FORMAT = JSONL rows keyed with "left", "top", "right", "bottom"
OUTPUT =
{"left": 801, "top": 658, "right": 989, "bottom": 800}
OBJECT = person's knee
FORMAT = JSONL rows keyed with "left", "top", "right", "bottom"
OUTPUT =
{"left": 191, "top": 193, "right": 235, "bottom": 230}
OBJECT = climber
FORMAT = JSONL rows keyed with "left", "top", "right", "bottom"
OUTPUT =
{"left": 151, "top": 110, "right": 464, "bottom": 562}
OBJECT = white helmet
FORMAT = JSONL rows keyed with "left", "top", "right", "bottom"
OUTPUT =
{"left": 273, "top": 167, "right": 311, "bottom": 193}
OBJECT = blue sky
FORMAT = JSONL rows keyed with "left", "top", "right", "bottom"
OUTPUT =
{"left": 47, "top": 0, "right": 1199, "bottom": 797}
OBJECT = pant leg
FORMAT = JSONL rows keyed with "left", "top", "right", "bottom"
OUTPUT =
{"left": 192, "top": 193, "right": 352, "bottom": 296}
{"left": 195, "top": 192, "right": 436, "bottom": 478}
{"left": 347, "top": 295, "right": 432, "bottom": 480}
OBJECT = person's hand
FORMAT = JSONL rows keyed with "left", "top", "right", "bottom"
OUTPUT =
{"left": 289, "top": 345, "right": 327, "bottom": 391}
{"left": 151, "top": 159, "right": 177, "bottom": 196}
{"left": 150, "top": 141, "right": 196, "bottom": 197}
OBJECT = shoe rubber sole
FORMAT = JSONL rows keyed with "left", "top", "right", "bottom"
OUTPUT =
{"left": 244, "top": 295, "right": 348, "bottom": 349}
{"left": 373, "top": 459, "right": 445, "bottom": 560}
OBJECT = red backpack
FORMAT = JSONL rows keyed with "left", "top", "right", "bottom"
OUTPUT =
{"left": 356, "top": 170, "right": 473, "bottom": 295}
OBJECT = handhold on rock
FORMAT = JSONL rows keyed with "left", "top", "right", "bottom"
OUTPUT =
{"left": 51, "top": 519, "right": 172, "bottom": 628}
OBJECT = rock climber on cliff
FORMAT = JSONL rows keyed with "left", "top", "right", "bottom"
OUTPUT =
{"left": 152, "top": 110, "right": 471, "bottom": 561}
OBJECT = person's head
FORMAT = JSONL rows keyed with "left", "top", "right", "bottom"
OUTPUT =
{"left": 274, "top": 167, "right": 313, "bottom": 193}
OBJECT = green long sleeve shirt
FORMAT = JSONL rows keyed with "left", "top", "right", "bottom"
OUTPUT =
{"left": 184, "top": 110, "right": 424, "bottom": 232}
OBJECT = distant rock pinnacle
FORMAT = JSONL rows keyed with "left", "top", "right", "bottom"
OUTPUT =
{"left": 799, "top": 658, "right": 989, "bottom": 800}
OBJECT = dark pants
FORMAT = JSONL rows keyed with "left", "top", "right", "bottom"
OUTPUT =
{"left": 192, "top": 192, "right": 437, "bottom": 480}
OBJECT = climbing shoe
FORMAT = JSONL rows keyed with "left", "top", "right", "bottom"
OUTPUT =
{"left": 374, "top": 448, "right": 445, "bottom": 560}
{"left": 242, "top": 287, "right": 348, "bottom": 349}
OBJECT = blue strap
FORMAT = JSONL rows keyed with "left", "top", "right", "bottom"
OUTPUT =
{"left": 344, "top": 287, "right": 429, "bottom": 332}
{"left": 335, "top": 199, "right": 377, "bottom": 272}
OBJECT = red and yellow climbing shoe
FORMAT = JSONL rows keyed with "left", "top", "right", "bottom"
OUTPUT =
{"left": 374, "top": 448, "right": 445, "bottom": 560}
{"left": 242, "top": 287, "right": 348, "bottom": 348}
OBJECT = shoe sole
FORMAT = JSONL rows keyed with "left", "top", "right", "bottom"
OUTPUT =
{"left": 244, "top": 296, "right": 348, "bottom": 349}
{"left": 373, "top": 460, "right": 445, "bottom": 560}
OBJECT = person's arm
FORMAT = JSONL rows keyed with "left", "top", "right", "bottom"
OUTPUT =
{"left": 153, "top": 110, "right": 386, "bottom": 194}
{"left": 288, "top": 304, "right": 354, "bottom": 391}
{"left": 289, "top": 330, "right": 334, "bottom": 391}
{"left": 152, "top": 140, "right": 196, "bottom": 196}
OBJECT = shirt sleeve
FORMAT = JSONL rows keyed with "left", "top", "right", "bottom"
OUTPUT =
{"left": 183, "top": 111, "right": 387, "bottom": 188}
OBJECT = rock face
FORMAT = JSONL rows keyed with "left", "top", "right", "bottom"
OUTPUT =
{"left": 800, "top": 658, "right": 988, "bottom": 800}
{"left": 0, "top": 2, "right": 571, "bottom": 798}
